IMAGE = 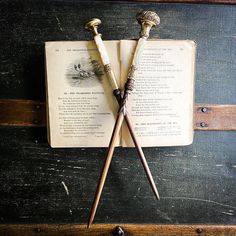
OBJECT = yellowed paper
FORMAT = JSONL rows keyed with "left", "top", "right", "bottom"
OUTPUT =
{"left": 120, "top": 40, "right": 196, "bottom": 147}
{"left": 45, "top": 40, "right": 195, "bottom": 148}
{"left": 45, "top": 41, "right": 120, "bottom": 147}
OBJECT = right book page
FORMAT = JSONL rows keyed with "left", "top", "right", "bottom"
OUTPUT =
{"left": 120, "top": 40, "right": 196, "bottom": 147}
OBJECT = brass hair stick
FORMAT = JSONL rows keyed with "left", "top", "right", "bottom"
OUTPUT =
{"left": 85, "top": 11, "right": 160, "bottom": 228}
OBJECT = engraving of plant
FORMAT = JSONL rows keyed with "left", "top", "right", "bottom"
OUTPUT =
{"left": 66, "top": 57, "right": 104, "bottom": 87}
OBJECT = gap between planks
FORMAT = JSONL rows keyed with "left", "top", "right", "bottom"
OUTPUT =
{"left": 0, "top": 99, "right": 236, "bottom": 130}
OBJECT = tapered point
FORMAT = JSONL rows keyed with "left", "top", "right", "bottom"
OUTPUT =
{"left": 153, "top": 186, "right": 160, "bottom": 200}
{"left": 87, "top": 222, "right": 91, "bottom": 229}
{"left": 87, "top": 211, "right": 94, "bottom": 229}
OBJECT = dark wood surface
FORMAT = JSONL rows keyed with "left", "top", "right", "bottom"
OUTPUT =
{"left": 0, "top": 100, "right": 46, "bottom": 127}
{"left": 0, "top": 0, "right": 236, "bottom": 233}
{"left": 1, "top": 99, "right": 236, "bottom": 130}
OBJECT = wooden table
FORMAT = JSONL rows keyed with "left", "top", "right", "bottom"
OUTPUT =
{"left": 0, "top": 1, "right": 236, "bottom": 235}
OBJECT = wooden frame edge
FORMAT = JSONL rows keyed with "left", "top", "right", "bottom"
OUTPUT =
{"left": 0, "top": 224, "right": 236, "bottom": 236}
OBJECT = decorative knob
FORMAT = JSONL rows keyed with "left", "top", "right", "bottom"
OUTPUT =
{"left": 136, "top": 11, "right": 160, "bottom": 39}
{"left": 84, "top": 18, "right": 101, "bottom": 35}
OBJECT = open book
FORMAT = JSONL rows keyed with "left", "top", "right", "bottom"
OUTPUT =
{"left": 45, "top": 40, "right": 196, "bottom": 148}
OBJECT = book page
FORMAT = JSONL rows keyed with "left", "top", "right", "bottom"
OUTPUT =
{"left": 45, "top": 41, "right": 120, "bottom": 147}
{"left": 120, "top": 40, "right": 196, "bottom": 147}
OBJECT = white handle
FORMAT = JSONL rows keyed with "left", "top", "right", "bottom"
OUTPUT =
{"left": 94, "top": 35, "right": 110, "bottom": 65}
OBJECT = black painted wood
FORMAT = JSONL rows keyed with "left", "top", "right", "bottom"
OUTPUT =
{"left": 0, "top": 127, "right": 236, "bottom": 223}
{"left": 0, "top": 1, "right": 236, "bottom": 103}
{"left": 0, "top": 1, "right": 236, "bottom": 225}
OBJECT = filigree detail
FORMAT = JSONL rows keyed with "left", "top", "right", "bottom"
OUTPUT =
{"left": 118, "top": 65, "right": 137, "bottom": 115}
{"left": 127, "top": 65, "right": 137, "bottom": 81}
{"left": 136, "top": 11, "right": 160, "bottom": 26}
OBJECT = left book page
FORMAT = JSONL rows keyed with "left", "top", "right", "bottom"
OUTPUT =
{"left": 45, "top": 41, "right": 120, "bottom": 147}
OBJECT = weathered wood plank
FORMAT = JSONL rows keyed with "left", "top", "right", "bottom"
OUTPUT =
{"left": 1, "top": 127, "right": 236, "bottom": 224}
{"left": 0, "top": 224, "right": 236, "bottom": 236}
{"left": 0, "top": 1, "right": 236, "bottom": 227}
{"left": 0, "top": 99, "right": 236, "bottom": 130}
{"left": 1, "top": 2, "right": 236, "bottom": 104}
{"left": 194, "top": 104, "right": 236, "bottom": 130}
{"left": 0, "top": 99, "right": 45, "bottom": 127}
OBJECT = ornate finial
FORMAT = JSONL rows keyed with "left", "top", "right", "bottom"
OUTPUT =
{"left": 84, "top": 18, "right": 101, "bottom": 35}
{"left": 136, "top": 11, "right": 160, "bottom": 26}
{"left": 136, "top": 11, "right": 160, "bottom": 39}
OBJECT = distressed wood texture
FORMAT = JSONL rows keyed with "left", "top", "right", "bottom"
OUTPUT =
{"left": 1, "top": 126, "right": 236, "bottom": 225}
{"left": 0, "top": 0, "right": 236, "bottom": 232}
{"left": 1, "top": 99, "right": 236, "bottom": 131}
{"left": 0, "top": 100, "right": 46, "bottom": 127}
{"left": 194, "top": 104, "right": 236, "bottom": 130}
{"left": 1, "top": 224, "right": 236, "bottom": 236}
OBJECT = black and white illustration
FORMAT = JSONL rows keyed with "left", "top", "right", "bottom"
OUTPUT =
{"left": 65, "top": 57, "right": 104, "bottom": 87}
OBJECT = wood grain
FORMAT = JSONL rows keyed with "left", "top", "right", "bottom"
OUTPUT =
{"left": 0, "top": 99, "right": 236, "bottom": 130}
{"left": 0, "top": 224, "right": 236, "bottom": 236}
{"left": 0, "top": 1, "right": 236, "bottom": 228}
{"left": 0, "top": 99, "right": 46, "bottom": 127}
{"left": 194, "top": 104, "right": 236, "bottom": 130}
